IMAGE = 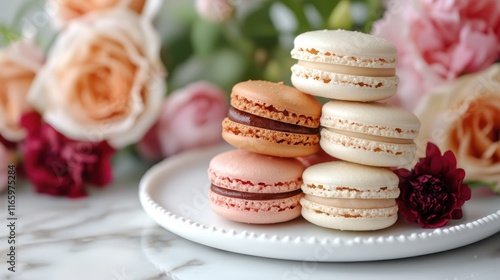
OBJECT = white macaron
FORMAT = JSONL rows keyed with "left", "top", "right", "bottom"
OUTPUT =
{"left": 300, "top": 161, "right": 400, "bottom": 231}
{"left": 320, "top": 100, "right": 420, "bottom": 167}
{"left": 290, "top": 29, "right": 399, "bottom": 101}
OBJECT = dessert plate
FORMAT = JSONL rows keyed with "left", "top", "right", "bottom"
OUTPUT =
{"left": 139, "top": 143, "right": 500, "bottom": 262}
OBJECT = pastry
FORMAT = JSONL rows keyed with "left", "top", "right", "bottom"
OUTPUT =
{"left": 290, "top": 29, "right": 398, "bottom": 101}
{"left": 300, "top": 161, "right": 400, "bottom": 231}
{"left": 222, "top": 80, "right": 322, "bottom": 157}
{"left": 208, "top": 149, "right": 304, "bottom": 224}
{"left": 320, "top": 100, "right": 420, "bottom": 167}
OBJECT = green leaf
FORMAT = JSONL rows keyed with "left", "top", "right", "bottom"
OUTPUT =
{"left": 466, "top": 180, "right": 498, "bottom": 193}
{"left": 169, "top": 48, "right": 246, "bottom": 94}
{"left": 240, "top": 2, "right": 279, "bottom": 49}
{"left": 327, "top": 0, "right": 353, "bottom": 30}
{"left": 280, "top": 0, "right": 312, "bottom": 33}
{"left": 0, "top": 25, "right": 21, "bottom": 46}
{"left": 210, "top": 48, "right": 247, "bottom": 90}
{"left": 360, "top": 0, "right": 384, "bottom": 32}
{"left": 191, "top": 19, "right": 222, "bottom": 56}
{"left": 160, "top": 30, "right": 193, "bottom": 74}
{"left": 308, "top": 0, "right": 341, "bottom": 24}
{"left": 0, "top": 0, "right": 44, "bottom": 47}
{"left": 263, "top": 47, "right": 295, "bottom": 83}
{"left": 365, "top": 0, "right": 383, "bottom": 14}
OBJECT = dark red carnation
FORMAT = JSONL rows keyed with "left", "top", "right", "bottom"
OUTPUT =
{"left": 20, "top": 112, "right": 115, "bottom": 198}
{"left": 394, "top": 142, "right": 472, "bottom": 228}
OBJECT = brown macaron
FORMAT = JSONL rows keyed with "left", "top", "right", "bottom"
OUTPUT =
{"left": 222, "top": 80, "right": 322, "bottom": 157}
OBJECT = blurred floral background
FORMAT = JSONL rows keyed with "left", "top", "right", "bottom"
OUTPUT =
{"left": 0, "top": 0, "right": 383, "bottom": 93}
{"left": 0, "top": 0, "right": 499, "bottom": 197}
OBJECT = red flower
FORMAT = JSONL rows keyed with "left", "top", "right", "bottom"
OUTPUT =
{"left": 0, "top": 135, "right": 17, "bottom": 150}
{"left": 394, "top": 142, "right": 472, "bottom": 228}
{"left": 20, "top": 112, "right": 115, "bottom": 198}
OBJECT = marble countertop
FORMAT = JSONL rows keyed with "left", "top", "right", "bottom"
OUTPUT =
{"left": 1, "top": 152, "right": 500, "bottom": 280}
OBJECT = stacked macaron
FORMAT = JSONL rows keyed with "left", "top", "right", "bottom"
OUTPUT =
{"left": 208, "top": 80, "right": 322, "bottom": 224}
{"left": 222, "top": 80, "right": 322, "bottom": 158}
{"left": 290, "top": 30, "right": 421, "bottom": 231}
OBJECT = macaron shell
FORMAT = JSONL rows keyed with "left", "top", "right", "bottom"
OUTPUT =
{"left": 320, "top": 129, "right": 417, "bottom": 167}
{"left": 301, "top": 161, "right": 400, "bottom": 198}
{"left": 290, "top": 66, "right": 397, "bottom": 101}
{"left": 207, "top": 149, "right": 304, "bottom": 192}
{"left": 300, "top": 197, "right": 398, "bottom": 231}
{"left": 321, "top": 100, "right": 420, "bottom": 139}
{"left": 222, "top": 118, "right": 320, "bottom": 158}
{"left": 210, "top": 191, "right": 302, "bottom": 224}
{"left": 290, "top": 29, "right": 397, "bottom": 68}
{"left": 231, "top": 80, "right": 322, "bottom": 128}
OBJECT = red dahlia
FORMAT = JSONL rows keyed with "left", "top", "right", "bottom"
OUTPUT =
{"left": 394, "top": 142, "right": 472, "bottom": 228}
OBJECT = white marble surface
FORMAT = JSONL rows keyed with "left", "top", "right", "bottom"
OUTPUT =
{"left": 1, "top": 151, "right": 500, "bottom": 280}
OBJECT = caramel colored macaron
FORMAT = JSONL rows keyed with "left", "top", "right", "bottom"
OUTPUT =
{"left": 222, "top": 80, "right": 322, "bottom": 157}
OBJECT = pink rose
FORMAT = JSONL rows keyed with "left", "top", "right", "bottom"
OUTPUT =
{"left": 0, "top": 41, "right": 43, "bottom": 142}
{"left": 0, "top": 143, "right": 15, "bottom": 193}
{"left": 372, "top": 0, "right": 500, "bottom": 111}
{"left": 28, "top": 9, "right": 166, "bottom": 149}
{"left": 137, "top": 81, "right": 228, "bottom": 161}
{"left": 20, "top": 112, "right": 115, "bottom": 198}
{"left": 48, "top": 0, "right": 162, "bottom": 29}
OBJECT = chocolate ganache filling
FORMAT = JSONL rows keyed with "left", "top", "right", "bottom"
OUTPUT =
{"left": 228, "top": 107, "right": 318, "bottom": 134}
{"left": 211, "top": 184, "right": 302, "bottom": 200}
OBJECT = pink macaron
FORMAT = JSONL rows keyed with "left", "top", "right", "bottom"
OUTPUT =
{"left": 207, "top": 149, "right": 304, "bottom": 224}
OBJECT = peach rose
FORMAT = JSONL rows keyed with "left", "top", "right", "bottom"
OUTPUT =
{"left": 0, "top": 41, "right": 43, "bottom": 142}
{"left": 415, "top": 63, "right": 500, "bottom": 192}
{"left": 28, "top": 9, "right": 166, "bottom": 148}
{"left": 48, "top": 0, "right": 162, "bottom": 29}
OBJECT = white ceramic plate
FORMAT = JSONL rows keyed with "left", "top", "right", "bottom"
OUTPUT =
{"left": 139, "top": 143, "right": 500, "bottom": 262}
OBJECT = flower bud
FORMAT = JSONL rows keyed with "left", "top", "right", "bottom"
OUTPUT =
{"left": 195, "top": 0, "right": 235, "bottom": 23}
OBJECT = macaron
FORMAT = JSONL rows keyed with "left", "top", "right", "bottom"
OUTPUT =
{"left": 300, "top": 161, "right": 400, "bottom": 231}
{"left": 222, "top": 80, "right": 322, "bottom": 157}
{"left": 208, "top": 149, "right": 304, "bottom": 224}
{"left": 320, "top": 100, "right": 420, "bottom": 167}
{"left": 290, "top": 29, "right": 399, "bottom": 101}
